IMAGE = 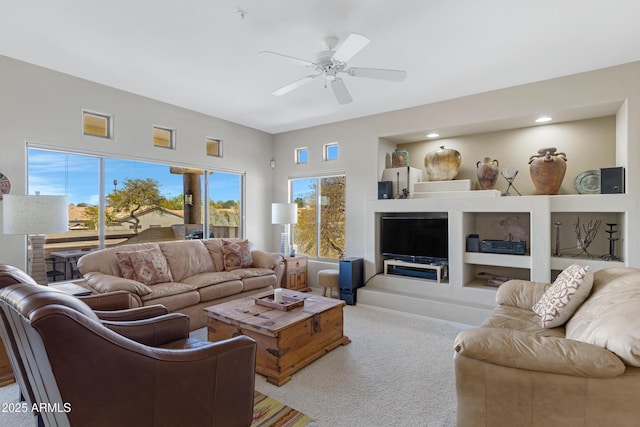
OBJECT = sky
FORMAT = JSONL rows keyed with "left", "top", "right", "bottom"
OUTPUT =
{"left": 27, "top": 148, "right": 241, "bottom": 205}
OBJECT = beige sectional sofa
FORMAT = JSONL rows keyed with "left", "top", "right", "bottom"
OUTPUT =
{"left": 77, "top": 238, "right": 284, "bottom": 330}
{"left": 455, "top": 266, "right": 640, "bottom": 427}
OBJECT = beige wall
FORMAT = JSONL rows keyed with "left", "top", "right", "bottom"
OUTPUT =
{"left": 398, "top": 116, "right": 616, "bottom": 196}
{"left": 0, "top": 55, "right": 275, "bottom": 270}
{"left": 273, "top": 61, "right": 640, "bottom": 267}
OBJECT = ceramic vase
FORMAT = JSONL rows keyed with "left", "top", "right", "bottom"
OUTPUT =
{"left": 476, "top": 157, "right": 499, "bottom": 190}
{"left": 528, "top": 147, "right": 567, "bottom": 195}
{"left": 391, "top": 149, "right": 409, "bottom": 167}
{"left": 424, "top": 146, "right": 461, "bottom": 181}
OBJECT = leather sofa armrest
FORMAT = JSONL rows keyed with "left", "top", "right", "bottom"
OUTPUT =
{"left": 79, "top": 290, "right": 142, "bottom": 310}
{"left": 252, "top": 250, "right": 285, "bottom": 286}
{"left": 83, "top": 271, "right": 152, "bottom": 298}
{"left": 95, "top": 304, "right": 168, "bottom": 321}
{"left": 496, "top": 279, "right": 551, "bottom": 309}
{"left": 454, "top": 327, "right": 625, "bottom": 377}
{"left": 102, "top": 313, "right": 190, "bottom": 346}
{"left": 251, "top": 250, "right": 284, "bottom": 270}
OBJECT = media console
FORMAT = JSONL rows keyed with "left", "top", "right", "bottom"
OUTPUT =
{"left": 383, "top": 259, "right": 448, "bottom": 283}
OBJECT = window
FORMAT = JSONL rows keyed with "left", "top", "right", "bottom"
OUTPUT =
{"left": 206, "top": 138, "right": 222, "bottom": 157}
{"left": 153, "top": 126, "right": 175, "bottom": 149}
{"left": 27, "top": 147, "right": 244, "bottom": 279}
{"left": 324, "top": 143, "right": 339, "bottom": 161}
{"left": 295, "top": 147, "right": 309, "bottom": 164}
{"left": 83, "top": 110, "right": 112, "bottom": 138}
{"left": 290, "top": 175, "right": 346, "bottom": 259}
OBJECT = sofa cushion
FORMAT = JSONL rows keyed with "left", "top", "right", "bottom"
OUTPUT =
{"left": 159, "top": 240, "right": 216, "bottom": 282}
{"left": 180, "top": 271, "right": 242, "bottom": 289}
{"left": 140, "top": 289, "right": 201, "bottom": 312}
{"left": 222, "top": 239, "right": 253, "bottom": 271}
{"left": 454, "top": 328, "right": 625, "bottom": 377}
{"left": 84, "top": 271, "right": 153, "bottom": 297}
{"left": 140, "top": 282, "right": 198, "bottom": 302}
{"left": 566, "top": 268, "right": 640, "bottom": 367}
{"left": 482, "top": 305, "right": 566, "bottom": 338}
{"left": 198, "top": 280, "right": 244, "bottom": 302}
{"left": 203, "top": 239, "right": 225, "bottom": 272}
{"left": 240, "top": 274, "right": 276, "bottom": 292}
{"left": 532, "top": 264, "right": 593, "bottom": 328}
{"left": 115, "top": 247, "right": 173, "bottom": 286}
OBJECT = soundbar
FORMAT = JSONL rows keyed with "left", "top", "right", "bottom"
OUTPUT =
{"left": 387, "top": 267, "right": 438, "bottom": 280}
{"left": 480, "top": 240, "right": 526, "bottom": 255}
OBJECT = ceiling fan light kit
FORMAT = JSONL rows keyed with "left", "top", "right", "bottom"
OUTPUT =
{"left": 262, "top": 33, "right": 407, "bottom": 104}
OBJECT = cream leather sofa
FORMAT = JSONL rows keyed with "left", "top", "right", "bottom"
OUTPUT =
{"left": 77, "top": 238, "right": 284, "bottom": 330}
{"left": 454, "top": 267, "right": 640, "bottom": 427}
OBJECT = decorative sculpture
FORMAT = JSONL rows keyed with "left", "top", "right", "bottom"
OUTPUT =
{"left": 573, "top": 217, "right": 601, "bottom": 259}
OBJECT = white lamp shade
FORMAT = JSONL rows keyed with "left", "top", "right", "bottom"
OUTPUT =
{"left": 3, "top": 194, "right": 69, "bottom": 234}
{"left": 271, "top": 203, "right": 298, "bottom": 225}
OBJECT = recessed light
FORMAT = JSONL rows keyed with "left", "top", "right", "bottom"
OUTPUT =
{"left": 426, "top": 132, "right": 440, "bottom": 138}
{"left": 535, "top": 116, "right": 552, "bottom": 123}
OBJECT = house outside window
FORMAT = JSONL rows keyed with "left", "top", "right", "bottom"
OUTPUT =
{"left": 27, "top": 147, "right": 243, "bottom": 281}
{"left": 290, "top": 174, "right": 346, "bottom": 259}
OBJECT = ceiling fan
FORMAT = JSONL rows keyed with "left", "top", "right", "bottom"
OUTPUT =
{"left": 260, "top": 33, "right": 407, "bottom": 105}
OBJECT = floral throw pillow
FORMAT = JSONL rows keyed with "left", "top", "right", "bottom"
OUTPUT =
{"left": 115, "top": 248, "right": 173, "bottom": 286}
{"left": 222, "top": 239, "right": 253, "bottom": 271}
{"left": 532, "top": 264, "right": 593, "bottom": 328}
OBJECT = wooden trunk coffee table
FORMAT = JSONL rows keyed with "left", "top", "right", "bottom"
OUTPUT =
{"left": 205, "top": 289, "right": 350, "bottom": 386}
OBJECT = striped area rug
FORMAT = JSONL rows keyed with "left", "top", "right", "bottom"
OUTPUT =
{"left": 251, "top": 390, "right": 314, "bottom": 427}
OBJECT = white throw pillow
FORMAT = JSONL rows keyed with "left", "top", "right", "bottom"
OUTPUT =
{"left": 532, "top": 264, "right": 593, "bottom": 328}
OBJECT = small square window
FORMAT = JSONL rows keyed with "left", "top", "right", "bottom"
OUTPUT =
{"left": 153, "top": 126, "right": 175, "bottom": 149}
{"left": 324, "top": 143, "right": 339, "bottom": 161}
{"left": 206, "top": 138, "right": 222, "bottom": 157}
{"left": 83, "top": 110, "right": 112, "bottom": 138}
{"left": 295, "top": 147, "right": 309, "bottom": 164}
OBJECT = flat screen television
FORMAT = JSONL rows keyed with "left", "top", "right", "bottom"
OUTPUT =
{"left": 380, "top": 216, "right": 448, "bottom": 262}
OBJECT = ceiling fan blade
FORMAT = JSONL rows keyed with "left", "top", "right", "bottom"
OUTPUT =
{"left": 331, "top": 78, "right": 353, "bottom": 105}
{"left": 332, "top": 33, "right": 370, "bottom": 63}
{"left": 259, "top": 51, "right": 315, "bottom": 68}
{"left": 346, "top": 67, "right": 407, "bottom": 81}
{"left": 273, "top": 75, "right": 318, "bottom": 96}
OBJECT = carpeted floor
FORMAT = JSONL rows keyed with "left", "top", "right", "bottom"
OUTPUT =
{"left": 0, "top": 303, "right": 464, "bottom": 426}
{"left": 250, "top": 304, "right": 464, "bottom": 427}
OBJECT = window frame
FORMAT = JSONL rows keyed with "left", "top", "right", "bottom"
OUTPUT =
{"left": 323, "top": 142, "right": 339, "bottom": 161}
{"left": 206, "top": 137, "right": 223, "bottom": 158}
{"left": 82, "top": 110, "right": 112, "bottom": 139}
{"left": 153, "top": 125, "right": 176, "bottom": 149}
{"left": 289, "top": 173, "right": 346, "bottom": 260}
{"left": 295, "top": 147, "right": 309, "bottom": 164}
{"left": 26, "top": 145, "right": 245, "bottom": 253}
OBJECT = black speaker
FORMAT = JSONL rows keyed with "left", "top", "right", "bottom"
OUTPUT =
{"left": 378, "top": 181, "right": 392, "bottom": 199}
{"left": 339, "top": 257, "right": 364, "bottom": 305}
{"left": 466, "top": 234, "right": 480, "bottom": 252}
{"left": 600, "top": 167, "right": 624, "bottom": 194}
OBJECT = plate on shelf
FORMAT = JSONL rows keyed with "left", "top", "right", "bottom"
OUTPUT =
{"left": 574, "top": 170, "right": 600, "bottom": 194}
{"left": 0, "top": 172, "right": 11, "bottom": 201}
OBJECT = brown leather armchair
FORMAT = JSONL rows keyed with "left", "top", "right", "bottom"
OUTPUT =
{"left": 0, "top": 264, "right": 167, "bottom": 419}
{"left": 0, "top": 276, "right": 257, "bottom": 426}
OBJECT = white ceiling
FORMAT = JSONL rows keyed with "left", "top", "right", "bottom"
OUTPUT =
{"left": 2, "top": 0, "right": 640, "bottom": 135}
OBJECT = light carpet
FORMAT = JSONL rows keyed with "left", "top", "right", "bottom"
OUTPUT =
{"left": 0, "top": 304, "right": 464, "bottom": 427}
{"left": 250, "top": 304, "right": 463, "bottom": 427}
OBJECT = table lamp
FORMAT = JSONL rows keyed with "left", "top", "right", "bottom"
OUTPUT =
{"left": 271, "top": 203, "right": 298, "bottom": 256}
{"left": 3, "top": 193, "right": 68, "bottom": 285}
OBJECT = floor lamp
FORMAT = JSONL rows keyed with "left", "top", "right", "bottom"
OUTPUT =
{"left": 271, "top": 203, "right": 298, "bottom": 257}
{"left": 3, "top": 193, "right": 68, "bottom": 285}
